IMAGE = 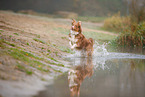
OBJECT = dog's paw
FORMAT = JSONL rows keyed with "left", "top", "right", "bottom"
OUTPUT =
{"left": 71, "top": 47, "right": 74, "bottom": 50}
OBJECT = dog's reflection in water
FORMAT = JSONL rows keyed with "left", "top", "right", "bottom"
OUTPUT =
{"left": 68, "top": 57, "right": 94, "bottom": 97}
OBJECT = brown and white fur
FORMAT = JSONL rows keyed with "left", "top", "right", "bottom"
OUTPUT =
{"left": 68, "top": 57, "right": 93, "bottom": 97}
{"left": 69, "top": 19, "right": 94, "bottom": 56}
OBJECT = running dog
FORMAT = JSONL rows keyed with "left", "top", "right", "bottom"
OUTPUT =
{"left": 68, "top": 19, "right": 94, "bottom": 56}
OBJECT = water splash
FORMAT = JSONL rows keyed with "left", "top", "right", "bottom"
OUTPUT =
{"left": 69, "top": 41, "right": 110, "bottom": 57}
{"left": 66, "top": 41, "right": 145, "bottom": 70}
{"left": 93, "top": 41, "right": 109, "bottom": 56}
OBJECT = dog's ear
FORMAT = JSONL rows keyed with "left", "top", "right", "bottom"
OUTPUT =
{"left": 78, "top": 21, "right": 81, "bottom": 26}
{"left": 72, "top": 19, "right": 76, "bottom": 25}
{"left": 78, "top": 21, "right": 82, "bottom": 33}
{"left": 78, "top": 21, "right": 82, "bottom": 28}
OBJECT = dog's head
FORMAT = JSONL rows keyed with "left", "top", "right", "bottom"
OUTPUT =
{"left": 71, "top": 19, "right": 82, "bottom": 33}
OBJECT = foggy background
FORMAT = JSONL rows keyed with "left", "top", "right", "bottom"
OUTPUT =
{"left": 0, "top": 0, "right": 127, "bottom": 16}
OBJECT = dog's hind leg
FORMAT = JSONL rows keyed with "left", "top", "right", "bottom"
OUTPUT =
{"left": 81, "top": 50, "right": 86, "bottom": 57}
{"left": 87, "top": 49, "right": 93, "bottom": 57}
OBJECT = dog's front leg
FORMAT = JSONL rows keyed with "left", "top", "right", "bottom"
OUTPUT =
{"left": 71, "top": 43, "right": 77, "bottom": 50}
{"left": 69, "top": 41, "right": 73, "bottom": 47}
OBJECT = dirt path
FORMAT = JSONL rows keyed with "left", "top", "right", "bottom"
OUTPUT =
{"left": 0, "top": 11, "right": 116, "bottom": 97}
{"left": 84, "top": 28, "right": 117, "bottom": 36}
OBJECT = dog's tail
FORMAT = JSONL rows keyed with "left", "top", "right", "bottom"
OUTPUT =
{"left": 89, "top": 38, "right": 94, "bottom": 45}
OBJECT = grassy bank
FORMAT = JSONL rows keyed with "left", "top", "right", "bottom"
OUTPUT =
{"left": 0, "top": 11, "right": 116, "bottom": 81}
{"left": 0, "top": 10, "right": 118, "bottom": 97}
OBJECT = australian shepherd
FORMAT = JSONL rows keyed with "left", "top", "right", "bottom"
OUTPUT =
{"left": 69, "top": 19, "right": 94, "bottom": 56}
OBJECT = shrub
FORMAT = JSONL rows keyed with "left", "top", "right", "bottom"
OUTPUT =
{"left": 103, "top": 12, "right": 131, "bottom": 32}
{"left": 104, "top": 0, "right": 145, "bottom": 48}
{"left": 115, "top": 21, "right": 145, "bottom": 47}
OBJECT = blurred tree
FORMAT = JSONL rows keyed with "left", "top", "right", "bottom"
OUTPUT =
{"left": 129, "top": 0, "right": 145, "bottom": 23}
{"left": 0, "top": 0, "right": 127, "bottom": 16}
{"left": 123, "top": 0, "right": 145, "bottom": 23}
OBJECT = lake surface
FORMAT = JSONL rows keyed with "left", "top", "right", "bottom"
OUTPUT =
{"left": 36, "top": 51, "right": 145, "bottom": 97}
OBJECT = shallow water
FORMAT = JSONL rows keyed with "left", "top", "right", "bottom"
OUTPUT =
{"left": 36, "top": 43, "right": 145, "bottom": 97}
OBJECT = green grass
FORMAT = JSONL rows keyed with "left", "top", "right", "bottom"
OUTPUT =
{"left": 13, "top": 33, "right": 19, "bottom": 35}
{"left": 58, "top": 46, "right": 75, "bottom": 54}
{"left": 33, "top": 38, "right": 46, "bottom": 44}
{"left": 61, "top": 37, "right": 67, "bottom": 40}
{"left": 57, "top": 63, "right": 64, "bottom": 67}
{"left": 26, "top": 43, "right": 29, "bottom": 45}
{"left": 9, "top": 35, "right": 12, "bottom": 38}
{"left": 0, "top": 39, "right": 65, "bottom": 73}
{"left": 47, "top": 49, "right": 51, "bottom": 52}
{"left": 41, "top": 78, "right": 47, "bottom": 81}
{"left": 6, "top": 41, "right": 15, "bottom": 47}
{"left": 52, "top": 22, "right": 115, "bottom": 43}
{"left": 53, "top": 27, "right": 68, "bottom": 35}
{"left": 7, "top": 47, "right": 65, "bottom": 72}
{"left": 36, "top": 66, "right": 50, "bottom": 72}
{"left": 16, "top": 64, "right": 33, "bottom": 75}
{"left": 54, "top": 51, "right": 58, "bottom": 56}
{"left": 37, "top": 34, "right": 40, "bottom": 38}
{"left": 77, "top": 16, "right": 106, "bottom": 23}
{"left": 21, "top": 30, "right": 25, "bottom": 33}
{"left": 9, "top": 43, "right": 15, "bottom": 47}
{"left": 83, "top": 31, "right": 116, "bottom": 42}
{"left": 0, "top": 39, "right": 5, "bottom": 48}
{"left": 48, "top": 56, "right": 58, "bottom": 62}
{"left": 0, "top": 30, "right": 4, "bottom": 32}
{"left": 10, "top": 49, "right": 30, "bottom": 61}
{"left": 46, "top": 59, "right": 64, "bottom": 67}
{"left": 26, "top": 70, "right": 33, "bottom": 75}
{"left": 9, "top": 48, "right": 51, "bottom": 72}
{"left": 23, "top": 51, "right": 39, "bottom": 59}
{"left": 0, "top": 39, "right": 16, "bottom": 47}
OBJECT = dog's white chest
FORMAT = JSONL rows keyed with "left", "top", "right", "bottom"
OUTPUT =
{"left": 69, "top": 30, "right": 79, "bottom": 49}
{"left": 69, "top": 30, "right": 79, "bottom": 41}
